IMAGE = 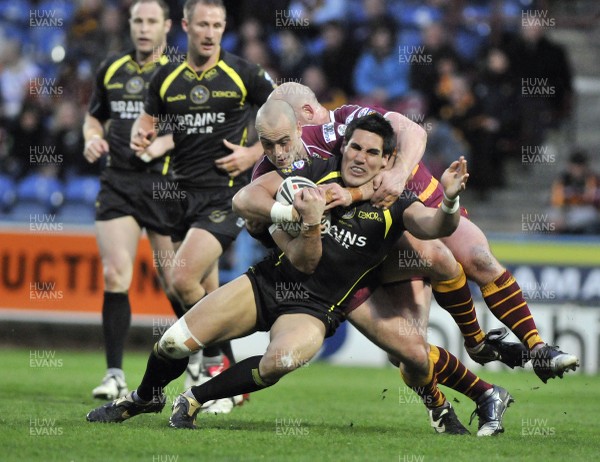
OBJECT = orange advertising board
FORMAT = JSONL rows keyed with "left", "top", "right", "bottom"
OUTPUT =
{"left": 0, "top": 230, "right": 173, "bottom": 316}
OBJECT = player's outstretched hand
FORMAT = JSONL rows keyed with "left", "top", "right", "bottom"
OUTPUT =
{"left": 293, "top": 187, "right": 325, "bottom": 226}
{"left": 215, "top": 139, "right": 256, "bottom": 177}
{"left": 440, "top": 156, "right": 469, "bottom": 200}
{"left": 319, "top": 183, "right": 352, "bottom": 210}
{"left": 83, "top": 136, "right": 109, "bottom": 163}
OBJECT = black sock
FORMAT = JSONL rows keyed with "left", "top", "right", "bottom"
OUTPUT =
{"left": 203, "top": 345, "right": 221, "bottom": 357}
{"left": 102, "top": 292, "right": 131, "bottom": 369}
{"left": 202, "top": 341, "right": 236, "bottom": 365}
{"left": 168, "top": 296, "right": 186, "bottom": 319}
{"left": 219, "top": 341, "right": 237, "bottom": 365}
{"left": 190, "top": 355, "right": 273, "bottom": 404}
{"left": 137, "top": 343, "right": 189, "bottom": 401}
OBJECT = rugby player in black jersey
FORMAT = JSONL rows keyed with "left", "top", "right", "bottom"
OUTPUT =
{"left": 87, "top": 108, "right": 510, "bottom": 436}
{"left": 129, "top": 0, "right": 276, "bottom": 412}
{"left": 82, "top": 0, "right": 179, "bottom": 401}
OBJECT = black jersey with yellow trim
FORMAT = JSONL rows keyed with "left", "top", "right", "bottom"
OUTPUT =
{"left": 145, "top": 49, "right": 276, "bottom": 189}
{"left": 269, "top": 156, "right": 418, "bottom": 312}
{"left": 88, "top": 49, "right": 170, "bottom": 174}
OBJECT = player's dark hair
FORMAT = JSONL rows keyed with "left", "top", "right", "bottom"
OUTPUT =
{"left": 184, "top": 0, "right": 226, "bottom": 20}
{"left": 344, "top": 113, "right": 396, "bottom": 156}
{"left": 129, "top": 0, "right": 170, "bottom": 21}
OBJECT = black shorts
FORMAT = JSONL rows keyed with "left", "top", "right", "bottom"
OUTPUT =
{"left": 95, "top": 168, "right": 174, "bottom": 235}
{"left": 246, "top": 262, "right": 346, "bottom": 338}
{"left": 169, "top": 186, "right": 245, "bottom": 251}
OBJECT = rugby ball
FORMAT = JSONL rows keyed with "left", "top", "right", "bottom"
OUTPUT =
{"left": 275, "top": 176, "right": 330, "bottom": 237}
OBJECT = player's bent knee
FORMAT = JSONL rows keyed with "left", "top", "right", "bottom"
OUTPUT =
{"left": 429, "top": 243, "right": 459, "bottom": 281}
{"left": 171, "top": 268, "right": 197, "bottom": 298}
{"left": 400, "top": 342, "right": 429, "bottom": 374}
{"left": 158, "top": 318, "right": 204, "bottom": 359}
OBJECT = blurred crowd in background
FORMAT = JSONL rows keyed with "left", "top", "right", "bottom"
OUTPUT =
{"left": 0, "top": 0, "right": 598, "bottom": 233}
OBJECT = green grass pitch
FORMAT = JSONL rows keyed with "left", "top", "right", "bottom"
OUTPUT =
{"left": 2, "top": 348, "right": 597, "bottom": 462}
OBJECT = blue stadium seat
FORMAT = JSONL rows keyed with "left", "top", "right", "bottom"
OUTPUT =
{"left": 454, "top": 27, "right": 487, "bottom": 61}
{"left": 38, "top": 0, "right": 77, "bottom": 25}
{"left": 463, "top": 4, "right": 493, "bottom": 21}
{"left": 64, "top": 175, "right": 100, "bottom": 205}
{"left": 3, "top": 201, "right": 49, "bottom": 223}
{"left": 391, "top": 3, "right": 443, "bottom": 28}
{"left": 307, "top": 37, "right": 325, "bottom": 56}
{"left": 0, "top": 174, "right": 17, "bottom": 212}
{"left": 56, "top": 202, "right": 96, "bottom": 225}
{"left": 0, "top": 0, "right": 31, "bottom": 24}
{"left": 397, "top": 29, "right": 423, "bottom": 50}
{"left": 17, "top": 173, "right": 64, "bottom": 210}
{"left": 221, "top": 32, "right": 237, "bottom": 53}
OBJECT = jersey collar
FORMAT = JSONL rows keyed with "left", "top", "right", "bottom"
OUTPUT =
{"left": 127, "top": 49, "right": 169, "bottom": 71}
{"left": 185, "top": 49, "right": 223, "bottom": 80}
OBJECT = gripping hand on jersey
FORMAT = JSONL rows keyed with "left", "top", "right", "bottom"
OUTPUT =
{"left": 293, "top": 187, "right": 326, "bottom": 226}
{"left": 320, "top": 183, "right": 352, "bottom": 210}
{"left": 440, "top": 156, "right": 469, "bottom": 200}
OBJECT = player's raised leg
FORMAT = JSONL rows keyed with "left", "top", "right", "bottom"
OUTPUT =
{"left": 86, "top": 275, "right": 258, "bottom": 424}
{"left": 92, "top": 216, "right": 142, "bottom": 399}
{"left": 442, "top": 217, "right": 579, "bottom": 382}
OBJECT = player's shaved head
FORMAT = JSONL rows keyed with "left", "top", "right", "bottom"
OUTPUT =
{"left": 255, "top": 99, "right": 297, "bottom": 132}
{"left": 268, "top": 83, "right": 330, "bottom": 125}
{"left": 255, "top": 99, "right": 304, "bottom": 169}
{"left": 269, "top": 83, "right": 316, "bottom": 108}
